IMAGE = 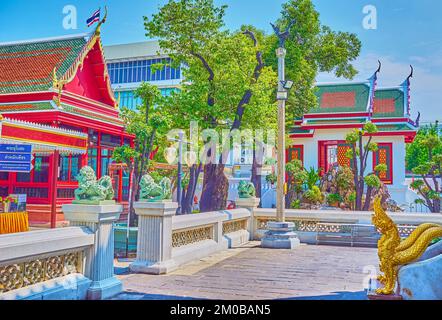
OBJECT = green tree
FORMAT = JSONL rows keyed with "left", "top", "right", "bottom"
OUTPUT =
{"left": 406, "top": 122, "right": 442, "bottom": 172}
{"left": 145, "top": 0, "right": 277, "bottom": 212}
{"left": 285, "top": 159, "right": 308, "bottom": 208}
{"left": 145, "top": 0, "right": 361, "bottom": 212}
{"left": 112, "top": 83, "right": 168, "bottom": 225}
{"left": 408, "top": 124, "right": 442, "bottom": 213}
{"left": 264, "top": 0, "right": 361, "bottom": 120}
{"left": 345, "top": 122, "right": 387, "bottom": 211}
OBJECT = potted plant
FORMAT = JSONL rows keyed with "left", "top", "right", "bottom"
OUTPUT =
{"left": 327, "top": 193, "right": 342, "bottom": 207}
{"left": 265, "top": 173, "right": 277, "bottom": 186}
{"left": 2, "top": 196, "right": 17, "bottom": 213}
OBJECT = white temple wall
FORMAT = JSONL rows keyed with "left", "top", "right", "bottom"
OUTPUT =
{"left": 290, "top": 128, "right": 408, "bottom": 205}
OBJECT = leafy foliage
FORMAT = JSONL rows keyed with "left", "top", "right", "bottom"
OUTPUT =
{"left": 345, "top": 122, "right": 383, "bottom": 211}
{"left": 327, "top": 193, "right": 342, "bottom": 205}
{"left": 306, "top": 167, "right": 321, "bottom": 190}
{"left": 303, "top": 186, "right": 323, "bottom": 204}
{"left": 408, "top": 123, "right": 442, "bottom": 212}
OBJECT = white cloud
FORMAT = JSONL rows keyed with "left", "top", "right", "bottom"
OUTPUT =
{"left": 317, "top": 53, "right": 442, "bottom": 122}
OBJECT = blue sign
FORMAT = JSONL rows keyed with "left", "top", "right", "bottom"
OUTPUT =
{"left": 0, "top": 144, "right": 33, "bottom": 172}
{"left": 0, "top": 163, "right": 33, "bottom": 173}
{"left": 0, "top": 153, "right": 33, "bottom": 163}
{"left": 0, "top": 144, "right": 32, "bottom": 153}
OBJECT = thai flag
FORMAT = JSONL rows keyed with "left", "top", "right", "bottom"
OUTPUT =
{"left": 87, "top": 8, "right": 100, "bottom": 27}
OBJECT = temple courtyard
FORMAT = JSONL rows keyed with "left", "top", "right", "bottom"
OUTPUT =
{"left": 112, "top": 242, "right": 378, "bottom": 300}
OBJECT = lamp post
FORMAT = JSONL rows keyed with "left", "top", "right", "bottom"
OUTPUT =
{"left": 166, "top": 131, "right": 195, "bottom": 215}
{"left": 261, "top": 20, "right": 300, "bottom": 249}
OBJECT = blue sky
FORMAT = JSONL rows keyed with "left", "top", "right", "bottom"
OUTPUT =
{"left": 1, "top": 0, "right": 441, "bottom": 122}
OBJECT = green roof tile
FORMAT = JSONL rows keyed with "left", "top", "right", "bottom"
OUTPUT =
{"left": 0, "top": 37, "right": 87, "bottom": 94}
{"left": 372, "top": 89, "right": 405, "bottom": 118}
{"left": 0, "top": 101, "right": 54, "bottom": 112}
{"left": 309, "top": 83, "right": 370, "bottom": 114}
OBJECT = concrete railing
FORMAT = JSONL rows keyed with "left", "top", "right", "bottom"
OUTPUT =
{"left": 129, "top": 198, "right": 442, "bottom": 275}
{"left": 252, "top": 208, "right": 442, "bottom": 244}
{"left": 130, "top": 200, "right": 256, "bottom": 275}
{"left": 0, "top": 204, "right": 123, "bottom": 300}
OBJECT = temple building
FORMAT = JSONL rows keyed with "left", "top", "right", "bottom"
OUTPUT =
{"left": 0, "top": 22, "right": 133, "bottom": 227}
{"left": 288, "top": 66, "right": 419, "bottom": 205}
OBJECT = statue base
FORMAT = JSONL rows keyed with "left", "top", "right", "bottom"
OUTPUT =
{"left": 72, "top": 200, "right": 116, "bottom": 205}
{"left": 138, "top": 199, "right": 173, "bottom": 203}
{"left": 261, "top": 222, "right": 301, "bottom": 250}
{"left": 367, "top": 278, "right": 402, "bottom": 300}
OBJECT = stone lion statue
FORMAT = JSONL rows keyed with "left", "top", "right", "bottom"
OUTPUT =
{"left": 238, "top": 180, "right": 256, "bottom": 198}
{"left": 74, "top": 166, "right": 115, "bottom": 202}
{"left": 139, "top": 174, "right": 172, "bottom": 202}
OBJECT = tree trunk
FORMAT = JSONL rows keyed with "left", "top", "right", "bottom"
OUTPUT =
{"left": 181, "top": 163, "right": 202, "bottom": 214}
{"left": 362, "top": 187, "right": 373, "bottom": 211}
{"left": 199, "top": 30, "right": 264, "bottom": 213}
{"left": 251, "top": 142, "right": 264, "bottom": 206}
{"left": 200, "top": 164, "right": 229, "bottom": 212}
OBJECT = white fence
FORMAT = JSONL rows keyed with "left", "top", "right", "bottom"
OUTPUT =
{"left": 129, "top": 197, "right": 442, "bottom": 275}
{"left": 0, "top": 204, "right": 123, "bottom": 300}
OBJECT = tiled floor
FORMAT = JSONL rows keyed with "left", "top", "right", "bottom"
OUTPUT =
{"left": 112, "top": 242, "right": 379, "bottom": 300}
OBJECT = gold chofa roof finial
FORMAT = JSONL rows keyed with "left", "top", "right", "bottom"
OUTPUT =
{"left": 95, "top": 6, "right": 108, "bottom": 36}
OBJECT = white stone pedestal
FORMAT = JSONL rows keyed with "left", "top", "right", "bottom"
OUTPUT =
{"left": 62, "top": 204, "right": 123, "bottom": 300}
{"left": 261, "top": 221, "right": 300, "bottom": 249}
{"left": 129, "top": 201, "right": 178, "bottom": 275}
{"left": 235, "top": 197, "right": 260, "bottom": 239}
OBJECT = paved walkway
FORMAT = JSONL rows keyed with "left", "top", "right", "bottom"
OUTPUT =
{"left": 113, "top": 242, "right": 379, "bottom": 300}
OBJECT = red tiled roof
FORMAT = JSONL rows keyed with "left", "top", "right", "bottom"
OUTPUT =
{"left": 321, "top": 91, "right": 356, "bottom": 109}
{"left": 373, "top": 98, "right": 396, "bottom": 114}
{"left": 0, "top": 37, "right": 86, "bottom": 94}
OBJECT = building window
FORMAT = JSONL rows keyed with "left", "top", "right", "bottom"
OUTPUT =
{"left": 59, "top": 154, "right": 82, "bottom": 182}
{"left": 287, "top": 146, "right": 304, "bottom": 164}
{"left": 318, "top": 141, "right": 350, "bottom": 175}
{"left": 373, "top": 143, "right": 393, "bottom": 185}
{"left": 88, "top": 147, "right": 98, "bottom": 174}
{"left": 16, "top": 155, "right": 49, "bottom": 183}
{"left": 107, "top": 57, "right": 182, "bottom": 85}
{"left": 101, "top": 148, "right": 114, "bottom": 177}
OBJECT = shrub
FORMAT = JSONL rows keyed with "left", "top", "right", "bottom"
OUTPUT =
{"left": 306, "top": 167, "right": 321, "bottom": 190}
{"left": 336, "top": 166, "right": 354, "bottom": 190}
{"left": 327, "top": 193, "right": 342, "bottom": 206}
{"left": 303, "top": 186, "right": 323, "bottom": 204}
{"left": 291, "top": 199, "right": 301, "bottom": 209}
{"left": 266, "top": 173, "right": 277, "bottom": 184}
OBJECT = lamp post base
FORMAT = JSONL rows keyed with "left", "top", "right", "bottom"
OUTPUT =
{"left": 261, "top": 222, "right": 300, "bottom": 249}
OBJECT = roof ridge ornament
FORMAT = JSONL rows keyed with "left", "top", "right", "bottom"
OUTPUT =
{"left": 94, "top": 6, "right": 108, "bottom": 37}
{"left": 401, "top": 65, "right": 413, "bottom": 117}
{"left": 367, "top": 60, "right": 381, "bottom": 118}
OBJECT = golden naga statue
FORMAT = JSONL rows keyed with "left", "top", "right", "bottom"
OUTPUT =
{"left": 372, "top": 196, "right": 442, "bottom": 295}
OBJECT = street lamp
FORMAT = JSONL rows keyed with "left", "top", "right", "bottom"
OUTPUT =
{"left": 261, "top": 20, "right": 301, "bottom": 250}
{"left": 167, "top": 131, "right": 194, "bottom": 215}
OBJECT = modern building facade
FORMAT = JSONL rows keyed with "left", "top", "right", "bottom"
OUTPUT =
{"left": 103, "top": 41, "right": 254, "bottom": 176}
{"left": 103, "top": 41, "right": 183, "bottom": 109}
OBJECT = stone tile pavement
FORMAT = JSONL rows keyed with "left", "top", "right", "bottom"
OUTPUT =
{"left": 111, "top": 242, "right": 379, "bottom": 300}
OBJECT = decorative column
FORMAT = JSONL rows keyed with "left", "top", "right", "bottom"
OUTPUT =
{"left": 63, "top": 203, "right": 123, "bottom": 300}
{"left": 261, "top": 22, "right": 300, "bottom": 249}
{"left": 129, "top": 201, "right": 178, "bottom": 275}
{"left": 236, "top": 197, "right": 261, "bottom": 240}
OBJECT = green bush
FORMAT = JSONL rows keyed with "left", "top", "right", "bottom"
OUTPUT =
{"left": 266, "top": 173, "right": 277, "bottom": 184}
{"left": 303, "top": 186, "right": 323, "bottom": 204}
{"left": 290, "top": 199, "right": 301, "bottom": 209}
{"left": 306, "top": 167, "right": 320, "bottom": 190}
{"left": 327, "top": 193, "right": 342, "bottom": 205}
